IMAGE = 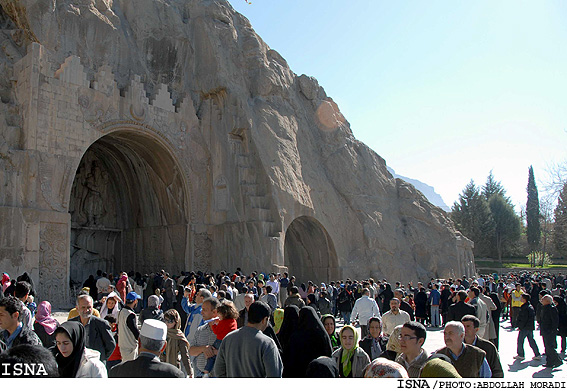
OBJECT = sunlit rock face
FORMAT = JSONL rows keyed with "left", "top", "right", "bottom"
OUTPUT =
{"left": 0, "top": 0, "right": 474, "bottom": 307}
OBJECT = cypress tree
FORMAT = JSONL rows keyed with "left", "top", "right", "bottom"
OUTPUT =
{"left": 526, "top": 166, "right": 541, "bottom": 252}
{"left": 555, "top": 182, "right": 567, "bottom": 258}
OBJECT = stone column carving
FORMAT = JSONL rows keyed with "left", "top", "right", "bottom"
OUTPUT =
{"left": 193, "top": 233, "right": 212, "bottom": 272}
{"left": 39, "top": 222, "right": 69, "bottom": 308}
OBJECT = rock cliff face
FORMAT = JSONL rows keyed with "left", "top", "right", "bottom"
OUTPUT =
{"left": 0, "top": 0, "right": 474, "bottom": 305}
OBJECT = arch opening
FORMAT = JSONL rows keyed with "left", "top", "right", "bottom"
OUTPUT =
{"left": 68, "top": 131, "right": 189, "bottom": 287}
{"left": 284, "top": 216, "right": 338, "bottom": 285}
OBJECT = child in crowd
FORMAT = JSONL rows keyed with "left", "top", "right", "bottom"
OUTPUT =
{"left": 154, "top": 288, "right": 164, "bottom": 308}
{"left": 203, "top": 300, "right": 239, "bottom": 377}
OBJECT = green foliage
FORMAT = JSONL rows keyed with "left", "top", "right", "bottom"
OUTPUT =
{"left": 526, "top": 166, "right": 541, "bottom": 252}
{"left": 554, "top": 182, "right": 567, "bottom": 258}
{"left": 452, "top": 173, "right": 523, "bottom": 260}
{"left": 483, "top": 170, "right": 507, "bottom": 201}
{"left": 489, "top": 193, "right": 521, "bottom": 261}
{"left": 451, "top": 180, "right": 495, "bottom": 257}
{"left": 527, "top": 251, "right": 553, "bottom": 267}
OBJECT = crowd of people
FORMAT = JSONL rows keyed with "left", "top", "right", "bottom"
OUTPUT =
{"left": 0, "top": 267, "right": 566, "bottom": 378}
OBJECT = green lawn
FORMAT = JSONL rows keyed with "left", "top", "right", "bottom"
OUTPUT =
{"left": 475, "top": 260, "right": 567, "bottom": 269}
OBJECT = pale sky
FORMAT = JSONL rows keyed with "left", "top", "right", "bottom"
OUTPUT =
{"left": 228, "top": 0, "right": 567, "bottom": 211}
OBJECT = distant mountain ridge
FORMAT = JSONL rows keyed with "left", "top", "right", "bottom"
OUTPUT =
{"left": 388, "top": 167, "right": 450, "bottom": 212}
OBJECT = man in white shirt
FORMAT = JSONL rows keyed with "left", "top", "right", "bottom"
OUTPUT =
{"left": 381, "top": 298, "right": 411, "bottom": 337}
{"left": 351, "top": 288, "right": 381, "bottom": 338}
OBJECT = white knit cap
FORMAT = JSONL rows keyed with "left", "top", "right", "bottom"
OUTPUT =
{"left": 140, "top": 319, "right": 167, "bottom": 341}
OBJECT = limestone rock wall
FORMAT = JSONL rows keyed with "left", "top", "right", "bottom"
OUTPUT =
{"left": 0, "top": 0, "right": 474, "bottom": 307}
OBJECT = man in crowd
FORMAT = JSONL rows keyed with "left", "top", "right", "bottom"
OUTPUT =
{"left": 182, "top": 288, "right": 211, "bottom": 341}
{"left": 350, "top": 288, "right": 381, "bottom": 337}
{"left": 237, "top": 293, "right": 255, "bottom": 328}
{"left": 214, "top": 301, "right": 283, "bottom": 377}
{"left": 467, "top": 287, "right": 489, "bottom": 338}
{"left": 540, "top": 294, "right": 562, "bottom": 368}
{"left": 395, "top": 321, "right": 428, "bottom": 377}
{"left": 510, "top": 283, "right": 524, "bottom": 328}
{"left": 394, "top": 289, "right": 415, "bottom": 321}
{"left": 69, "top": 293, "right": 115, "bottom": 362}
{"left": 461, "top": 315, "right": 503, "bottom": 378}
{"left": 14, "top": 282, "right": 33, "bottom": 330}
{"left": 96, "top": 272, "right": 111, "bottom": 300}
{"left": 0, "top": 296, "right": 41, "bottom": 349}
{"left": 189, "top": 297, "right": 219, "bottom": 377}
{"left": 118, "top": 291, "right": 141, "bottom": 362}
{"left": 435, "top": 321, "right": 492, "bottom": 378}
{"left": 110, "top": 319, "right": 184, "bottom": 377}
{"left": 429, "top": 284, "right": 441, "bottom": 327}
{"left": 514, "top": 293, "right": 541, "bottom": 361}
{"left": 381, "top": 298, "right": 411, "bottom": 337}
{"left": 448, "top": 290, "right": 475, "bottom": 322}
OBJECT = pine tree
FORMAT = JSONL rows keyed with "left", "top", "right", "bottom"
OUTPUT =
{"left": 483, "top": 170, "right": 506, "bottom": 201}
{"left": 451, "top": 180, "right": 495, "bottom": 257}
{"left": 489, "top": 193, "right": 521, "bottom": 261}
{"left": 555, "top": 182, "right": 567, "bottom": 258}
{"left": 526, "top": 166, "right": 541, "bottom": 252}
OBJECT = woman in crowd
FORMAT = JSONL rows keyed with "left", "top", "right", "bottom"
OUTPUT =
{"left": 162, "top": 309, "right": 193, "bottom": 377}
{"left": 53, "top": 321, "right": 107, "bottom": 377}
{"left": 33, "top": 301, "right": 60, "bottom": 348}
{"left": 273, "top": 308, "right": 285, "bottom": 334}
{"left": 381, "top": 324, "right": 403, "bottom": 361}
{"left": 99, "top": 291, "right": 121, "bottom": 320}
{"left": 553, "top": 296, "right": 567, "bottom": 353}
{"left": 277, "top": 305, "right": 300, "bottom": 351}
{"left": 283, "top": 306, "right": 332, "bottom": 377}
{"left": 414, "top": 287, "right": 428, "bottom": 325}
{"left": 116, "top": 273, "right": 129, "bottom": 303}
{"left": 321, "top": 314, "right": 340, "bottom": 350}
{"left": 331, "top": 325, "right": 371, "bottom": 378}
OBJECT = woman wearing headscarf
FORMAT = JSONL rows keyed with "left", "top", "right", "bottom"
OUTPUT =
{"left": 307, "top": 293, "right": 320, "bottom": 316}
{"left": 162, "top": 309, "right": 193, "bottom": 377}
{"left": 116, "top": 273, "right": 129, "bottom": 303}
{"left": 99, "top": 291, "right": 122, "bottom": 320}
{"left": 2, "top": 273, "right": 11, "bottom": 293}
{"left": 34, "top": 301, "right": 60, "bottom": 348}
{"left": 299, "top": 283, "right": 308, "bottom": 300}
{"left": 331, "top": 325, "right": 371, "bottom": 378}
{"left": 53, "top": 321, "right": 107, "bottom": 377}
{"left": 363, "top": 357, "right": 409, "bottom": 378}
{"left": 273, "top": 308, "right": 285, "bottom": 334}
{"left": 282, "top": 306, "right": 332, "bottom": 377}
{"left": 381, "top": 324, "right": 403, "bottom": 361}
{"left": 277, "top": 305, "right": 299, "bottom": 351}
{"left": 379, "top": 283, "right": 394, "bottom": 314}
{"left": 322, "top": 314, "right": 340, "bottom": 350}
{"left": 553, "top": 296, "right": 567, "bottom": 353}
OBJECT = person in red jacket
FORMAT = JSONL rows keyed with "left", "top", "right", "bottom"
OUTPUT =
{"left": 203, "top": 300, "right": 238, "bottom": 377}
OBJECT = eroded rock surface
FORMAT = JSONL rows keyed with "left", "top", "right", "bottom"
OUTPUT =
{"left": 0, "top": 0, "right": 474, "bottom": 306}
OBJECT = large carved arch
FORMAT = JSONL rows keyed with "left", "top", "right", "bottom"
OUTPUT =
{"left": 284, "top": 216, "right": 339, "bottom": 285}
{"left": 67, "top": 126, "right": 192, "bottom": 286}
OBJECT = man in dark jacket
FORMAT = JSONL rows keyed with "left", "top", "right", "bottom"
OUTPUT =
{"left": 540, "top": 294, "right": 562, "bottom": 368}
{"left": 110, "top": 319, "right": 184, "bottom": 377}
{"left": 447, "top": 291, "right": 475, "bottom": 322}
{"left": 69, "top": 293, "right": 116, "bottom": 362}
{"left": 514, "top": 293, "right": 541, "bottom": 360}
{"left": 0, "top": 296, "right": 42, "bottom": 349}
{"left": 462, "top": 315, "right": 503, "bottom": 378}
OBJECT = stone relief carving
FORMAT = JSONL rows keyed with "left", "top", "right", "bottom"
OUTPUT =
{"left": 39, "top": 156, "right": 73, "bottom": 213}
{"left": 39, "top": 222, "right": 68, "bottom": 307}
{"left": 193, "top": 233, "right": 212, "bottom": 272}
{"left": 69, "top": 151, "right": 116, "bottom": 228}
{"left": 214, "top": 176, "right": 228, "bottom": 211}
